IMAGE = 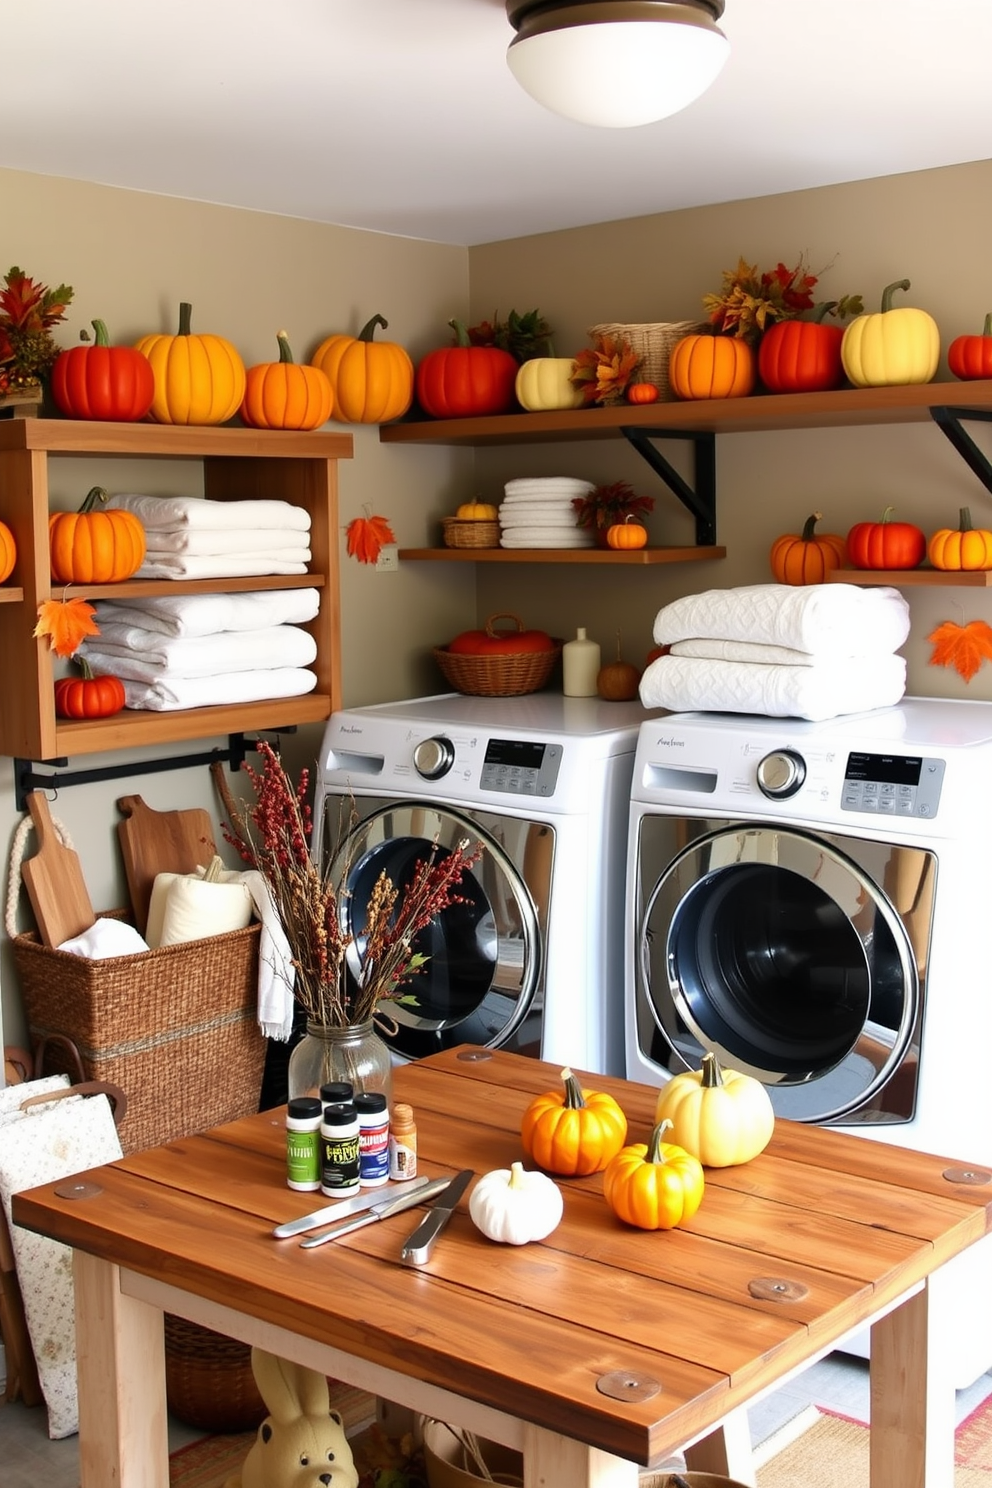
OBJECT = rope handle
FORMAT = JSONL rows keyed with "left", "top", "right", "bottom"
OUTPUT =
{"left": 4, "top": 806, "right": 75, "bottom": 940}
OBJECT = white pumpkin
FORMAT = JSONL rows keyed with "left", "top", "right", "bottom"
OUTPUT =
{"left": 514, "top": 357, "right": 583, "bottom": 412}
{"left": 468, "top": 1161, "right": 563, "bottom": 1245}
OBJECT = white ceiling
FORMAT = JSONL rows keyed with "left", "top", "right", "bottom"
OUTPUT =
{"left": 4, "top": 1, "right": 992, "bottom": 248}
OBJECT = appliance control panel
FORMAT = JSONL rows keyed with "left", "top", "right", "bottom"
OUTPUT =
{"left": 479, "top": 737, "right": 563, "bottom": 797}
{"left": 841, "top": 750, "right": 946, "bottom": 818}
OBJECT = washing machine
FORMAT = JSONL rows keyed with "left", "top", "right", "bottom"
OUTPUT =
{"left": 314, "top": 692, "right": 656, "bottom": 1077}
{"left": 624, "top": 696, "right": 992, "bottom": 1388}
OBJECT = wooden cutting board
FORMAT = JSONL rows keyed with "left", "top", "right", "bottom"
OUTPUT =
{"left": 116, "top": 794, "right": 217, "bottom": 935}
{"left": 21, "top": 792, "right": 96, "bottom": 948}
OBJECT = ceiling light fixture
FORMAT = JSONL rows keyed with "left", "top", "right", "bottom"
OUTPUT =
{"left": 505, "top": 1, "right": 729, "bottom": 129}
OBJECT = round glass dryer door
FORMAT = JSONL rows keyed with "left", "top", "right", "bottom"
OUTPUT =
{"left": 326, "top": 803, "right": 543, "bottom": 1061}
{"left": 638, "top": 824, "right": 931, "bottom": 1122}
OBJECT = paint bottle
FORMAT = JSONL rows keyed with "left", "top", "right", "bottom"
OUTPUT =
{"left": 319, "top": 1081, "right": 354, "bottom": 1106}
{"left": 388, "top": 1103, "right": 418, "bottom": 1181}
{"left": 562, "top": 627, "right": 601, "bottom": 697}
{"left": 355, "top": 1092, "right": 390, "bottom": 1188}
{"left": 319, "top": 1102, "right": 361, "bottom": 1198}
{"left": 286, "top": 1096, "right": 322, "bottom": 1191}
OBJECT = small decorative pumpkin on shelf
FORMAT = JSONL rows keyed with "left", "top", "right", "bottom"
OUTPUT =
{"left": 520, "top": 1066, "right": 628, "bottom": 1177}
{"left": 948, "top": 314, "right": 992, "bottom": 382}
{"left": 515, "top": 354, "right": 583, "bottom": 412}
{"left": 51, "top": 319, "right": 156, "bottom": 422}
{"left": 415, "top": 319, "right": 518, "bottom": 419}
{"left": 54, "top": 656, "right": 126, "bottom": 719}
{"left": 603, "top": 1119, "right": 705, "bottom": 1230}
{"left": 928, "top": 508, "right": 992, "bottom": 572}
{"left": 626, "top": 381, "right": 660, "bottom": 405}
{"left": 846, "top": 505, "right": 927, "bottom": 571}
{"left": 597, "top": 631, "right": 641, "bottom": 701}
{"left": 134, "top": 301, "right": 247, "bottom": 425}
{"left": 653, "top": 1052, "right": 774, "bottom": 1168}
{"left": 49, "top": 486, "right": 146, "bottom": 584}
{"left": 468, "top": 1162, "right": 564, "bottom": 1245}
{"left": 841, "top": 279, "right": 940, "bottom": 388}
{"left": 669, "top": 333, "right": 756, "bottom": 401}
{"left": 240, "top": 332, "right": 333, "bottom": 431}
{"left": 606, "top": 514, "right": 648, "bottom": 550}
{"left": 769, "top": 512, "right": 847, "bottom": 585}
{"left": 0, "top": 519, "right": 16, "bottom": 583}
{"left": 455, "top": 500, "right": 499, "bottom": 521}
{"left": 311, "top": 313, "right": 414, "bottom": 424}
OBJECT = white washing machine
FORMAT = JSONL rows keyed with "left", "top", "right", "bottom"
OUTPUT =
{"left": 314, "top": 692, "right": 656, "bottom": 1077}
{"left": 624, "top": 696, "right": 992, "bottom": 1388}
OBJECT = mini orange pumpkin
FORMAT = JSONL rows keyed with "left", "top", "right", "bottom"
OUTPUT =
{"left": 241, "top": 333, "right": 334, "bottom": 431}
{"left": 669, "top": 334, "right": 755, "bottom": 401}
{"left": 626, "top": 382, "right": 659, "bottom": 404}
{"left": 0, "top": 519, "right": 16, "bottom": 583}
{"left": 928, "top": 507, "right": 992, "bottom": 572}
{"left": 520, "top": 1067, "right": 628, "bottom": 1176}
{"left": 606, "top": 515, "right": 648, "bottom": 550}
{"left": 49, "top": 487, "right": 147, "bottom": 585}
{"left": 769, "top": 512, "right": 846, "bottom": 585}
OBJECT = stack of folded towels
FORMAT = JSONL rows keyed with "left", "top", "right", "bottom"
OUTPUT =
{"left": 639, "top": 583, "right": 911, "bottom": 722}
{"left": 105, "top": 492, "right": 312, "bottom": 578}
{"left": 499, "top": 476, "right": 597, "bottom": 549}
{"left": 78, "top": 587, "right": 320, "bottom": 712}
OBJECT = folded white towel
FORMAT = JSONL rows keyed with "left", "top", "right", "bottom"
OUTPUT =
{"left": 141, "top": 527, "right": 313, "bottom": 557}
{"left": 105, "top": 492, "right": 311, "bottom": 532}
{"left": 58, "top": 917, "right": 150, "bottom": 958}
{"left": 504, "top": 477, "right": 594, "bottom": 495}
{"left": 500, "top": 528, "right": 595, "bottom": 547}
{"left": 93, "top": 588, "right": 320, "bottom": 638}
{"left": 638, "top": 653, "right": 906, "bottom": 722}
{"left": 671, "top": 639, "right": 819, "bottom": 666}
{"left": 499, "top": 507, "right": 584, "bottom": 527}
{"left": 135, "top": 552, "right": 310, "bottom": 580}
{"left": 80, "top": 624, "right": 316, "bottom": 679}
{"left": 499, "top": 493, "right": 587, "bottom": 507}
{"left": 653, "top": 583, "right": 911, "bottom": 657}
{"left": 117, "top": 668, "right": 318, "bottom": 711}
{"left": 188, "top": 865, "right": 295, "bottom": 1039}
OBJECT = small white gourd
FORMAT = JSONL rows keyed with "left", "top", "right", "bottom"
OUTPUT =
{"left": 468, "top": 1161, "right": 563, "bottom": 1245}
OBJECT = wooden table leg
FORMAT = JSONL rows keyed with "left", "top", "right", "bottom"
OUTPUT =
{"left": 521, "top": 1421, "right": 639, "bottom": 1488}
{"left": 685, "top": 1409, "right": 755, "bottom": 1485}
{"left": 870, "top": 1272, "right": 956, "bottom": 1488}
{"left": 74, "top": 1251, "right": 170, "bottom": 1488}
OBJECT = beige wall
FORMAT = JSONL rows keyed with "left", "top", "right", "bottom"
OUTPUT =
{"left": 4, "top": 158, "right": 992, "bottom": 1048}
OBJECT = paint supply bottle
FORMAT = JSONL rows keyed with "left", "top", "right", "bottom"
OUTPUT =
{"left": 355, "top": 1092, "right": 390, "bottom": 1188}
{"left": 319, "top": 1102, "right": 361, "bottom": 1198}
{"left": 562, "top": 627, "right": 601, "bottom": 697}
{"left": 286, "top": 1096, "right": 322, "bottom": 1191}
{"left": 388, "top": 1103, "right": 418, "bottom": 1181}
{"left": 319, "top": 1081, "right": 354, "bottom": 1106}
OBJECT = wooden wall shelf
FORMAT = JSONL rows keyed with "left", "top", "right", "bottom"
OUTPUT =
{"left": 828, "top": 568, "right": 992, "bottom": 587}
{"left": 398, "top": 544, "right": 726, "bottom": 565}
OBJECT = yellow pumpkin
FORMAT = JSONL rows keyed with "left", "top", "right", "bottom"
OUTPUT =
{"left": 841, "top": 279, "right": 940, "bottom": 388}
{"left": 928, "top": 507, "right": 992, "bottom": 572}
{"left": 135, "top": 301, "right": 246, "bottom": 425}
{"left": 241, "top": 333, "right": 334, "bottom": 431}
{"left": 654, "top": 1052, "right": 774, "bottom": 1168}
{"left": 0, "top": 519, "right": 16, "bottom": 583}
{"left": 456, "top": 501, "right": 499, "bottom": 520}
{"left": 514, "top": 356, "right": 583, "bottom": 412}
{"left": 520, "top": 1067, "right": 628, "bottom": 1176}
{"left": 669, "top": 334, "right": 755, "bottom": 401}
{"left": 311, "top": 313, "right": 414, "bottom": 424}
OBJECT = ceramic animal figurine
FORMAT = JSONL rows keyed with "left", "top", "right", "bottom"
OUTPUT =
{"left": 223, "top": 1348, "right": 359, "bottom": 1488}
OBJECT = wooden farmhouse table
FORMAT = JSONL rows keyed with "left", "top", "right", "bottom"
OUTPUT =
{"left": 12, "top": 1046, "right": 992, "bottom": 1488}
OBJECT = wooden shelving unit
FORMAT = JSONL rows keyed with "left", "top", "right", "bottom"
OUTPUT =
{"left": 396, "top": 543, "right": 725, "bottom": 565}
{"left": 0, "top": 418, "right": 353, "bottom": 762}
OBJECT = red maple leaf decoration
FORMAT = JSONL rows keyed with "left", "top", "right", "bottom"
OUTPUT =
{"left": 927, "top": 619, "right": 992, "bottom": 681}
{"left": 345, "top": 513, "right": 396, "bottom": 565}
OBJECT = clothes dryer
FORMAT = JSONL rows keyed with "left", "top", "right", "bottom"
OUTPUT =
{"left": 625, "top": 697, "right": 992, "bottom": 1388}
{"left": 315, "top": 692, "right": 655, "bottom": 1077}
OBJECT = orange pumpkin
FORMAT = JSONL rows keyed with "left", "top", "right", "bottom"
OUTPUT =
{"left": 769, "top": 512, "right": 847, "bottom": 585}
{"left": 0, "top": 519, "right": 16, "bottom": 583}
{"left": 49, "top": 487, "right": 147, "bottom": 584}
{"left": 241, "top": 333, "right": 333, "bottom": 431}
{"left": 928, "top": 507, "right": 992, "bottom": 572}
{"left": 669, "top": 334, "right": 755, "bottom": 401}
{"left": 311, "top": 313, "right": 414, "bottom": 424}
{"left": 134, "top": 301, "right": 246, "bottom": 426}
{"left": 520, "top": 1067, "right": 628, "bottom": 1176}
{"left": 626, "top": 382, "right": 659, "bottom": 404}
{"left": 606, "top": 515, "right": 648, "bottom": 550}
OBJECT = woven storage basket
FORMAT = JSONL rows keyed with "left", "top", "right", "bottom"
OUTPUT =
{"left": 588, "top": 319, "right": 704, "bottom": 400}
{"left": 441, "top": 517, "right": 500, "bottom": 549}
{"left": 434, "top": 613, "right": 562, "bottom": 697}
{"left": 13, "top": 911, "right": 266, "bottom": 1155}
{"left": 164, "top": 1314, "right": 266, "bottom": 1433}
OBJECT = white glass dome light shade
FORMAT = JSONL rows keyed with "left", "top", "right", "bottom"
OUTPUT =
{"left": 505, "top": 1, "right": 730, "bottom": 129}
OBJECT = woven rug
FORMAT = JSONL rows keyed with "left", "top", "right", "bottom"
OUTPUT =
{"left": 756, "top": 1394, "right": 992, "bottom": 1488}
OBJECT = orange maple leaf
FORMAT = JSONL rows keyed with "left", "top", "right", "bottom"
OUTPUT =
{"left": 345, "top": 513, "right": 395, "bottom": 565}
{"left": 926, "top": 618, "right": 992, "bottom": 681}
{"left": 33, "top": 596, "right": 100, "bottom": 657}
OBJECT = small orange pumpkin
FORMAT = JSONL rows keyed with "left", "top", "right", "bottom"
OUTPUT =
{"left": 669, "top": 334, "right": 755, "bottom": 401}
{"left": 0, "top": 519, "right": 16, "bottom": 583}
{"left": 626, "top": 381, "right": 660, "bottom": 404}
{"left": 49, "top": 487, "right": 147, "bottom": 585}
{"left": 928, "top": 507, "right": 992, "bottom": 572}
{"left": 241, "top": 333, "right": 334, "bottom": 430}
{"left": 606, "top": 514, "right": 648, "bottom": 550}
{"left": 769, "top": 512, "right": 847, "bottom": 585}
{"left": 520, "top": 1067, "right": 628, "bottom": 1176}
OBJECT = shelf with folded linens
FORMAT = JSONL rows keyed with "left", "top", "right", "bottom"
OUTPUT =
{"left": 0, "top": 418, "right": 352, "bottom": 762}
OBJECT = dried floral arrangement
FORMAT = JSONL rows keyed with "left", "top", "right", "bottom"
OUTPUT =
{"left": 572, "top": 480, "right": 654, "bottom": 536}
{"left": 218, "top": 742, "right": 484, "bottom": 1029}
{"left": 570, "top": 332, "right": 642, "bottom": 406}
{"left": 467, "top": 308, "right": 554, "bottom": 363}
{"left": 0, "top": 266, "right": 73, "bottom": 393}
{"left": 703, "top": 255, "right": 862, "bottom": 346}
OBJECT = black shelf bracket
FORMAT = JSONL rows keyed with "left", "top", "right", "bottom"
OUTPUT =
{"left": 930, "top": 406, "right": 992, "bottom": 498}
{"left": 12, "top": 729, "right": 295, "bottom": 812}
{"left": 619, "top": 426, "right": 717, "bottom": 546}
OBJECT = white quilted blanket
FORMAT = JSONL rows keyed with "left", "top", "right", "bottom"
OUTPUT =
{"left": 653, "top": 583, "right": 910, "bottom": 657}
{"left": 639, "top": 652, "right": 906, "bottom": 722}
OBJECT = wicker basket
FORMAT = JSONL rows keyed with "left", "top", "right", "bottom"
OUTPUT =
{"left": 441, "top": 517, "right": 500, "bottom": 549}
{"left": 14, "top": 911, "right": 266, "bottom": 1155}
{"left": 434, "top": 613, "right": 561, "bottom": 697}
{"left": 588, "top": 319, "right": 704, "bottom": 400}
{"left": 164, "top": 1314, "right": 266, "bottom": 1434}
